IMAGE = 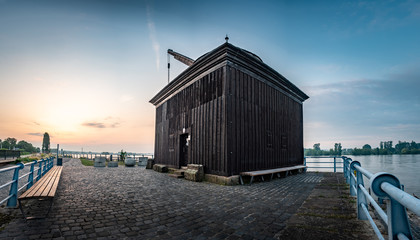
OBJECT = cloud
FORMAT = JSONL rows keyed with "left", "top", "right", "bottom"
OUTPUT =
{"left": 146, "top": 5, "right": 160, "bottom": 70}
{"left": 304, "top": 67, "right": 420, "bottom": 147}
{"left": 82, "top": 122, "right": 106, "bottom": 128}
{"left": 82, "top": 118, "right": 121, "bottom": 129}
{"left": 27, "top": 132, "right": 43, "bottom": 137}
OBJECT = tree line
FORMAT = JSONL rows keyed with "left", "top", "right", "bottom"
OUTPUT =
{"left": 305, "top": 141, "right": 420, "bottom": 156}
{"left": 0, "top": 137, "right": 39, "bottom": 154}
{"left": 0, "top": 132, "right": 51, "bottom": 154}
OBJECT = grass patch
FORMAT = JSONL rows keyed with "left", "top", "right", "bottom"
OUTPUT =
{"left": 80, "top": 158, "right": 94, "bottom": 166}
{"left": 14, "top": 156, "right": 40, "bottom": 164}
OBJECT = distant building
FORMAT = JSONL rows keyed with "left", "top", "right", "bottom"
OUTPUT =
{"left": 150, "top": 42, "right": 309, "bottom": 176}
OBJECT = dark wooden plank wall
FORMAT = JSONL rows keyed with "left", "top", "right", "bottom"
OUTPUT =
{"left": 226, "top": 65, "right": 304, "bottom": 175}
{"left": 154, "top": 67, "right": 228, "bottom": 175}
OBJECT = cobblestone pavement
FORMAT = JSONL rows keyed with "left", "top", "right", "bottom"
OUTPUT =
{"left": 0, "top": 158, "right": 325, "bottom": 239}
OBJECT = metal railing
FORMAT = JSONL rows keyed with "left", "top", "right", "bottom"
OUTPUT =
{"left": 0, "top": 157, "right": 54, "bottom": 207}
{"left": 71, "top": 153, "right": 154, "bottom": 161}
{"left": 304, "top": 156, "right": 343, "bottom": 172}
{"left": 342, "top": 156, "right": 420, "bottom": 240}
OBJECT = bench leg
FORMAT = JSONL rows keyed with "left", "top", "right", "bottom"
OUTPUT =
{"left": 239, "top": 176, "right": 244, "bottom": 185}
{"left": 270, "top": 173, "right": 274, "bottom": 181}
{"left": 261, "top": 176, "right": 264, "bottom": 182}
{"left": 250, "top": 176, "right": 254, "bottom": 184}
{"left": 46, "top": 198, "right": 54, "bottom": 217}
{"left": 19, "top": 198, "right": 54, "bottom": 220}
{"left": 18, "top": 199, "right": 27, "bottom": 220}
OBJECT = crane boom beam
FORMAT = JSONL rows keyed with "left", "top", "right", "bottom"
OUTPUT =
{"left": 168, "top": 49, "right": 195, "bottom": 66}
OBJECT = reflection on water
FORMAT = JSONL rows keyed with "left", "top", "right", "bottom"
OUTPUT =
{"left": 306, "top": 154, "right": 420, "bottom": 196}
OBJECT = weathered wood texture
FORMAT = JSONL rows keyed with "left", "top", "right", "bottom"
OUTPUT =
{"left": 226, "top": 65, "right": 304, "bottom": 175}
{"left": 154, "top": 67, "right": 227, "bottom": 175}
{"left": 151, "top": 43, "right": 308, "bottom": 176}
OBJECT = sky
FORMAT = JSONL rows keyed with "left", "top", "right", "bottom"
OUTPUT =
{"left": 0, "top": 0, "right": 419, "bottom": 153}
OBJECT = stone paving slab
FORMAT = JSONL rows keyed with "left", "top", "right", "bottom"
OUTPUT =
{"left": 0, "top": 158, "right": 370, "bottom": 239}
{"left": 277, "top": 172, "right": 377, "bottom": 239}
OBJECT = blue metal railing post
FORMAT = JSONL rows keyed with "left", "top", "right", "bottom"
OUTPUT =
{"left": 349, "top": 162, "right": 357, "bottom": 197}
{"left": 27, "top": 160, "right": 37, "bottom": 190}
{"left": 343, "top": 157, "right": 351, "bottom": 184}
{"left": 351, "top": 161, "right": 368, "bottom": 220}
{"left": 370, "top": 172, "right": 413, "bottom": 239}
{"left": 37, "top": 159, "right": 43, "bottom": 180}
{"left": 6, "top": 163, "right": 24, "bottom": 208}
{"left": 342, "top": 157, "right": 347, "bottom": 180}
{"left": 333, "top": 156, "right": 336, "bottom": 173}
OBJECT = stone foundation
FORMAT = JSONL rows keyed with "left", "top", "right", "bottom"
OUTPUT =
{"left": 184, "top": 164, "right": 204, "bottom": 182}
{"left": 204, "top": 174, "right": 240, "bottom": 186}
{"left": 153, "top": 164, "right": 168, "bottom": 173}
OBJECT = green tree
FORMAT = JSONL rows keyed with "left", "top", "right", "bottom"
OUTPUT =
{"left": 334, "top": 143, "right": 342, "bottom": 155}
{"left": 2, "top": 140, "right": 10, "bottom": 150}
{"left": 17, "top": 140, "right": 37, "bottom": 153}
{"left": 362, "top": 144, "right": 371, "bottom": 150}
{"left": 5, "top": 137, "right": 17, "bottom": 150}
{"left": 42, "top": 132, "right": 50, "bottom": 153}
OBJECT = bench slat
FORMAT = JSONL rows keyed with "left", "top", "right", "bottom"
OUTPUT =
{"left": 19, "top": 167, "right": 58, "bottom": 199}
{"left": 240, "top": 165, "right": 307, "bottom": 176}
{"left": 39, "top": 167, "right": 61, "bottom": 197}
{"left": 24, "top": 167, "right": 59, "bottom": 198}
{"left": 19, "top": 166, "right": 63, "bottom": 199}
{"left": 47, "top": 167, "right": 63, "bottom": 197}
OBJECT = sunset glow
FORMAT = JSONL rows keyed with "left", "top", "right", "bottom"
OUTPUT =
{"left": 1, "top": 0, "right": 419, "bottom": 153}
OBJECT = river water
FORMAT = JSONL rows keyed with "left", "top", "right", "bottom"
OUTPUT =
{"left": 306, "top": 154, "right": 420, "bottom": 196}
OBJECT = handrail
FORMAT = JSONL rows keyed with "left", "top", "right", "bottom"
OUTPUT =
{"left": 0, "top": 157, "right": 55, "bottom": 207}
{"left": 344, "top": 157, "right": 419, "bottom": 240}
{"left": 304, "top": 156, "right": 343, "bottom": 172}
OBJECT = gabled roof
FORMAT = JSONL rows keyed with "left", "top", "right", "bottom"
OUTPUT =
{"left": 150, "top": 42, "right": 309, "bottom": 106}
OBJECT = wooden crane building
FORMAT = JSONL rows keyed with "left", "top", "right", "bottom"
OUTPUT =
{"left": 149, "top": 41, "right": 309, "bottom": 177}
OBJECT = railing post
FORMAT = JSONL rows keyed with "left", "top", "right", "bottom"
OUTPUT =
{"left": 42, "top": 159, "right": 47, "bottom": 176}
{"left": 350, "top": 161, "right": 368, "bottom": 220}
{"left": 37, "top": 159, "right": 43, "bottom": 180}
{"left": 343, "top": 157, "right": 349, "bottom": 183}
{"left": 333, "top": 157, "right": 336, "bottom": 173}
{"left": 370, "top": 172, "right": 412, "bottom": 239}
{"left": 342, "top": 157, "right": 347, "bottom": 179}
{"left": 7, "top": 163, "right": 24, "bottom": 208}
{"left": 349, "top": 163, "right": 356, "bottom": 197}
{"left": 27, "top": 160, "right": 37, "bottom": 189}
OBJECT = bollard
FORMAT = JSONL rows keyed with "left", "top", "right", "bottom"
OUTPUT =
{"left": 57, "top": 157, "right": 63, "bottom": 166}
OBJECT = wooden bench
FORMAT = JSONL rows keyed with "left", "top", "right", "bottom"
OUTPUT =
{"left": 18, "top": 166, "right": 63, "bottom": 219}
{"left": 239, "top": 165, "right": 307, "bottom": 185}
